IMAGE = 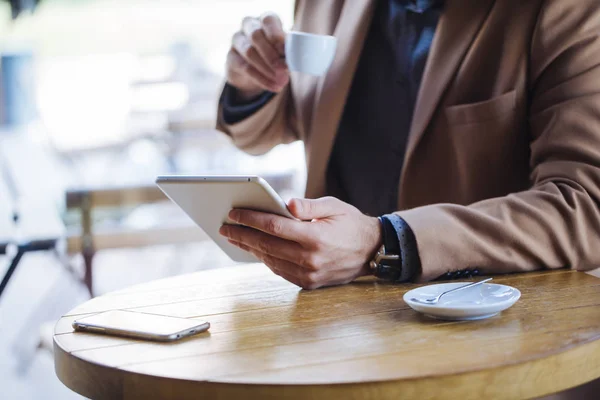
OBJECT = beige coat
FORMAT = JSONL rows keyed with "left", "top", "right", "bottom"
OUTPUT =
{"left": 217, "top": 0, "right": 600, "bottom": 281}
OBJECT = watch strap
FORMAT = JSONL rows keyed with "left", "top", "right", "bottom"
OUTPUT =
{"left": 371, "top": 216, "right": 404, "bottom": 282}
{"left": 384, "top": 214, "right": 420, "bottom": 282}
{"left": 380, "top": 216, "right": 400, "bottom": 255}
{"left": 372, "top": 215, "right": 419, "bottom": 283}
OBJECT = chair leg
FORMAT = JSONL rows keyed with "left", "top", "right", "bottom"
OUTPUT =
{"left": 80, "top": 191, "right": 95, "bottom": 297}
{"left": 83, "top": 247, "right": 95, "bottom": 297}
{"left": 0, "top": 245, "right": 26, "bottom": 298}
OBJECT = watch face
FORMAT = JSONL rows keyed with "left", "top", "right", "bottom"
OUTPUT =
{"left": 371, "top": 245, "right": 402, "bottom": 281}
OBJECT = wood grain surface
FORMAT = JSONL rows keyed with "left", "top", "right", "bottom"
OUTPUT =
{"left": 54, "top": 264, "right": 600, "bottom": 400}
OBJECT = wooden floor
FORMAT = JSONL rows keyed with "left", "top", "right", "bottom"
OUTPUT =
{"left": 0, "top": 240, "right": 234, "bottom": 399}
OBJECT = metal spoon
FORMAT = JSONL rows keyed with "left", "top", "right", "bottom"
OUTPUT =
{"left": 410, "top": 278, "right": 493, "bottom": 305}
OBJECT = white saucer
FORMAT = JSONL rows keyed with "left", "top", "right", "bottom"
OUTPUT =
{"left": 403, "top": 282, "right": 521, "bottom": 321}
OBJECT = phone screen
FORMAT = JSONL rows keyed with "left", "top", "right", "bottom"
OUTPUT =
{"left": 73, "top": 310, "right": 209, "bottom": 337}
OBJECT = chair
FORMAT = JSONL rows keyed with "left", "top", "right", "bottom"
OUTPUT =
{"left": 0, "top": 134, "right": 65, "bottom": 299}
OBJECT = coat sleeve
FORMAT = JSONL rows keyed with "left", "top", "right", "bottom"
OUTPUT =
{"left": 396, "top": 0, "right": 600, "bottom": 281}
{"left": 216, "top": 84, "right": 300, "bottom": 156}
{"left": 215, "top": 1, "right": 303, "bottom": 156}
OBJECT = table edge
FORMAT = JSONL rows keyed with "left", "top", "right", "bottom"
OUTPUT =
{"left": 54, "top": 330, "right": 600, "bottom": 400}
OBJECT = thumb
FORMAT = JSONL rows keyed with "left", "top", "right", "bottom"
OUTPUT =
{"left": 288, "top": 197, "right": 345, "bottom": 220}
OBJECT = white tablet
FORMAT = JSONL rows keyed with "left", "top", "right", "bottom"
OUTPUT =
{"left": 156, "top": 175, "right": 294, "bottom": 263}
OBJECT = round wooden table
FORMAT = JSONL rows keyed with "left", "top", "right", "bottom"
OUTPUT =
{"left": 54, "top": 264, "right": 600, "bottom": 399}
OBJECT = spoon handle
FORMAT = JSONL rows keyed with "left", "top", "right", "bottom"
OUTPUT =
{"left": 438, "top": 277, "right": 493, "bottom": 301}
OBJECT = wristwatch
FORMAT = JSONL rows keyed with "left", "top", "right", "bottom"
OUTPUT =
{"left": 369, "top": 216, "right": 413, "bottom": 282}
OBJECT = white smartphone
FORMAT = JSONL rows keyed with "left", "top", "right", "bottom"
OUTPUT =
{"left": 72, "top": 310, "right": 210, "bottom": 342}
{"left": 155, "top": 175, "right": 295, "bottom": 263}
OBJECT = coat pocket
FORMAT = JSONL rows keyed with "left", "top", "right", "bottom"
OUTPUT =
{"left": 445, "top": 90, "right": 517, "bottom": 126}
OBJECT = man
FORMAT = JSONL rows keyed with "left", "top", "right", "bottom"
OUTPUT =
{"left": 215, "top": 0, "right": 600, "bottom": 291}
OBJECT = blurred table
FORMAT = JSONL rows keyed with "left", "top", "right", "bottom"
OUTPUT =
{"left": 54, "top": 265, "right": 600, "bottom": 399}
{"left": 0, "top": 122, "right": 301, "bottom": 295}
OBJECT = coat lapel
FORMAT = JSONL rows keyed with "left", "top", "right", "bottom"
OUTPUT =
{"left": 305, "top": 0, "right": 376, "bottom": 199}
{"left": 401, "top": 0, "right": 495, "bottom": 183}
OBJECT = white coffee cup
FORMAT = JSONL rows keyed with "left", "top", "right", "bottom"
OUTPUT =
{"left": 285, "top": 31, "right": 337, "bottom": 76}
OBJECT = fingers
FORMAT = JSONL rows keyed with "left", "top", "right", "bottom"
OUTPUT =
{"left": 220, "top": 225, "right": 308, "bottom": 265}
{"left": 287, "top": 197, "right": 349, "bottom": 220}
{"left": 242, "top": 17, "right": 284, "bottom": 70}
{"left": 260, "top": 12, "right": 286, "bottom": 54}
{"left": 232, "top": 31, "right": 278, "bottom": 82}
{"left": 227, "top": 14, "right": 289, "bottom": 94}
{"left": 228, "top": 239, "right": 318, "bottom": 289}
{"left": 227, "top": 49, "right": 281, "bottom": 93}
{"left": 227, "top": 209, "right": 312, "bottom": 242}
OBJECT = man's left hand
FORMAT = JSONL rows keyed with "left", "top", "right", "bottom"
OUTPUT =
{"left": 219, "top": 196, "right": 382, "bottom": 289}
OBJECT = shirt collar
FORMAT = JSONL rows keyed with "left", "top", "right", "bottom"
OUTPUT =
{"left": 403, "top": 0, "right": 444, "bottom": 13}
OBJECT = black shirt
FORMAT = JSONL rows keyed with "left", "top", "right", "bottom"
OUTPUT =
{"left": 327, "top": 0, "right": 442, "bottom": 217}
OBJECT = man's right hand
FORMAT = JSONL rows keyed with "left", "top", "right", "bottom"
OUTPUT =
{"left": 226, "top": 13, "right": 290, "bottom": 102}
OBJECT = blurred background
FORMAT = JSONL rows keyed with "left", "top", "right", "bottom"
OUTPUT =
{"left": 0, "top": 1, "right": 299, "bottom": 398}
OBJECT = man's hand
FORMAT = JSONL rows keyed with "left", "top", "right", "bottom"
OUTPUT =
{"left": 219, "top": 197, "right": 382, "bottom": 290}
{"left": 226, "top": 12, "right": 289, "bottom": 101}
